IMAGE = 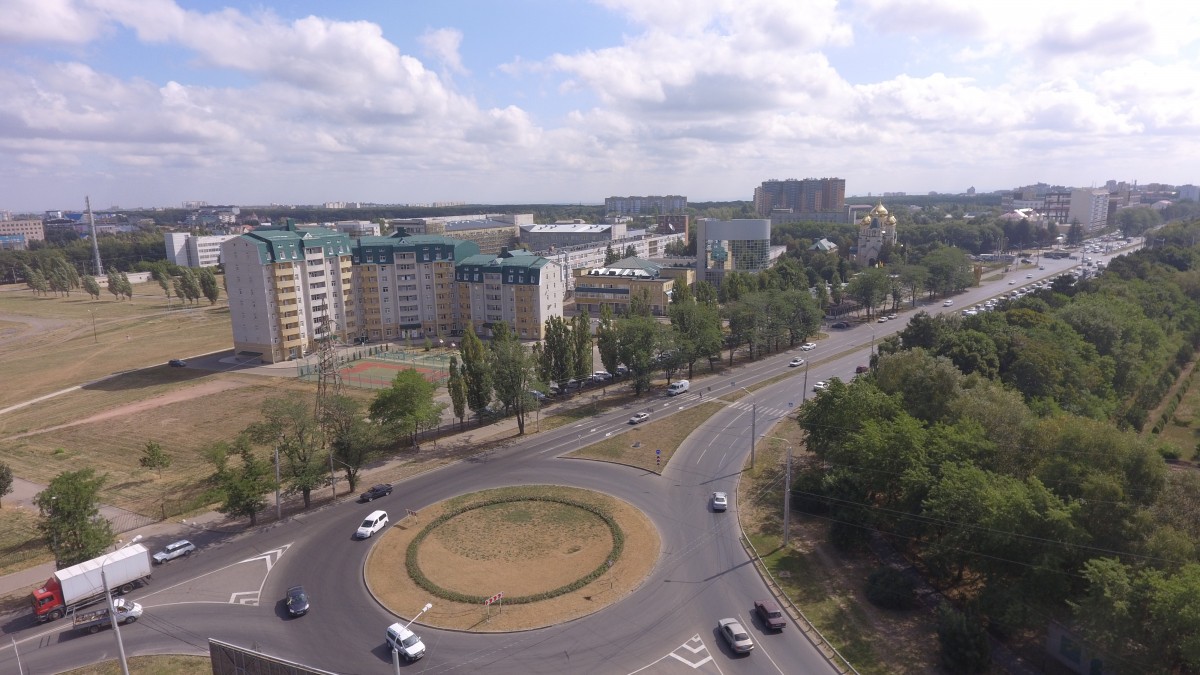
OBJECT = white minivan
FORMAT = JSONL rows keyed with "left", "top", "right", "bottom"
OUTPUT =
{"left": 355, "top": 510, "right": 389, "bottom": 539}
{"left": 666, "top": 380, "right": 690, "bottom": 396}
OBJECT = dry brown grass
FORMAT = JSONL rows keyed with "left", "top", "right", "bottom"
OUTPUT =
{"left": 0, "top": 508, "right": 53, "bottom": 576}
{"left": 366, "top": 485, "right": 659, "bottom": 631}
{"left": 59, "top": 654, "right": 210, "bottom": 674}
{"left": 0, "top": 283, "right": 232, "bottom": 409}
{"left": 566, "top": 402, "right": 723, "bottom": 472}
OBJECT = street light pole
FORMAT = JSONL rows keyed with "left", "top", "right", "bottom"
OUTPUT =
{"left": 740, "top": 387, "right": 755, "bottom": 469}
{"left": 274, "top": 436, "right": 282, "bottom": 522}
{"left": 102, "top": 534, "right": 141, "bottom": 675}
{"left": 760, "top": 437, "right": 793, "bottom": 546}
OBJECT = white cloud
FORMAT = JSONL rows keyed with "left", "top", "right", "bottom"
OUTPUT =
{"left": 0, "top": 0, "right": 108, "bottom": 44}
{"left": 419, "top": 27, "right": 468, "bottom": 76}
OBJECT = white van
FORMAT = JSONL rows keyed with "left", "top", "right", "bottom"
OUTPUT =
{"left": 355, "top": 510, "right": 389, "bottom": 539}
{"left": 666, "top": 380, "right": 690, "bottom": 396}
{"left": 386, "top": 622, "right": 427, "bottom": 661}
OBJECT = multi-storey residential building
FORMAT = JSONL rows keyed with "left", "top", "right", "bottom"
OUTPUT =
{"left": 1043, "top": 191, "right": 1072, "bottom": 226}
{"left": 224, "top": 227, "right": 564, "bottom": 361}
{"left": 656, "top": 214, "right": 690, "bottom": 237}
{"left": 0, "top": 218, "right": 45, "bottom": 246}
{"left": 222, "top": 225, "right": 357, "bottom": 363}
{"left": 330, "top": 220, "right": 381, "bottom": 238}
{"left": 351, "top": 234, "right": 478, "bottom": 342}
{"left": 386, "top": 214, "right": 529, "bottom": 255}
{"left": 1179, "top": 185, "right": 1200, "bottom": 202}
{"left": 1068, "top": 188, "right": 1110, "bottom": 232}
{"left": 455, "top": 249, "right": 563, "bottom": 340}
{"left": 695, "top": 219, "right": 783, "bottom": 287}
{"left": 574, "top": 258, "right": 675, "bottom": 317}
{"left": 604, "top": 195, "right": 687, "bottom": 216}
{"left": 518, "top": 222, "right": 625, "bottom": 250}
{"left": 165, "top": 233, "right": 239, "bottom": 268}
{"left": 535, "top": 230, "right": 685, "bottom": 290}
{"left": 753, "top": 178, "right": 845, "bottom": 217}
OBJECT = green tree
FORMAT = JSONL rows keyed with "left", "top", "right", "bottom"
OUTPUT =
{"left": 35, "top": 469, "right": 116, "bottom": 568}
{"left": 627, "top": 288, "right": 653, "bottom": 317}
{"left": 179, "top": 268, "right": 202, "bottom": 304}
{"left": 198, "top": 267, "right": 221, "bottom": 304}
{"left": 244, "top": 394, "right": 326, "bottom": 509}
{"left": 369, "top": 369, "right": 445, "bottom": 447}
{"left": 541, "top": 316, "right": 573, "bottom": 387}
{"left": 694, "top": 280, "right": 718, "bottom": 307}
{"left": 447, "top": 356, "right": 467, "bottom": 426}
{"left": 937, "top": 603, "right": 991, "bottom": 673}
{"left": 107, "top": 271, "right": 124, "bottom": 301}
{"left": 324, "top": 395, "right": 380, "bottom": 493}
{"left": 119, "top": 272, "right": 133, "bottom": 300}
{"left": 0, "top": 461, "right": 12, "bottom": 508}
{"left": 571, "top": 310, "right": 592, "bottom": 379}
{"left": 212, "top": 438, "right": 274, "bottom": 527}
{"left": 460, "top": 325, "right": 493, "bottom": 416}
{"left": 604, "top": 243, "right": 618, "bottom": 265}
{"left": 623, "top": 244, "right": 637, "bottom": 259}
{"left": 138, "top": 441, "right": 172, "bottom": 477}
{"left": 846, "top": 268, "right": 890, "bottom": 319}
{"left": 489, "top": 322, "right": 537, "bottom": 434}
{"left": 596, "top": 304, "right": 621, "bottom": 375}
{"left": 81, "top": 275, "right": 101, "bottom": 300}
{"left": 617, "top": 315, "right": 659, "bottom": 395}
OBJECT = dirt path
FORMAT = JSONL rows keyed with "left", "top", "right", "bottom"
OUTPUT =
{"left": 1, "top": 378, "right": 253, "bottom": 441}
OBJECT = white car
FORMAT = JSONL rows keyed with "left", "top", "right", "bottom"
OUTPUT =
{"left": 813, "top": 381, "right": 829, "bottom": 392}
{"left": 386, "top": 622, "right": 427, "bottom": 661}
{"left": 152, "top": 539, "right": 196, "bottom": 564}
{"left": 592, "top": 370, "right": 612, "bottom": 382}
{"left": 718, "top": 618, "right": 755, "bottom": 653}
{"left": 712, "top": 492, "right": 728, "bottom": 511}
{"left": 800, "top": 342, "right": 816, "bottom": 351}
{"left": 355, "top": 510, "right": 389, "bottom": 539}
{"left": 1009, "top": 280, "right": 1016, "bottom": 285}
{"left": 942, "top": 300, "right": 953, "bottom": 307}
{"left": 887, "top": 314, "right": 897, "bottom": 320}
{"left": 629, "top": 412, "right": 650, "bottom": 424}
{"left": 877, "top": 316, "right": 889, "bottom": 323}
{"left": 788, "top": 357, "right": 805, "bottom": 367}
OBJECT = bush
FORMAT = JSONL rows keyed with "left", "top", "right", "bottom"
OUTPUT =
{"left": 937, "top": 603, "right": 991, "bottom": 674}
{"left": 865, "top": 566, "right": 915, "bottom": 610}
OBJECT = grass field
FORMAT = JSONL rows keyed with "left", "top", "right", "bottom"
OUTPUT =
{"left": 0, "top": 282, "right": 233, "bottom": 409}
{"left": 1156, "top": 381, "right": 1200, "bottom": 461}
{"left": 0, "top": 508, "right": 54, "bottom": 576}
{"left": 61, "top": 655, "right": 210, "bottom": 674}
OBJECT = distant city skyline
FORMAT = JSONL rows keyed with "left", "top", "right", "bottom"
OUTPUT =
{"left": 1, "top": 0, "right": 1198, "bottom": 213}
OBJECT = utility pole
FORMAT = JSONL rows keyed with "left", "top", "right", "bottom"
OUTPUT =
{"left": 784, "top": 446, "right": 793, "bottom": 547}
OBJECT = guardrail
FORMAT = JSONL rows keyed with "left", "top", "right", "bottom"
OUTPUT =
{"left": 737, "top": 504, "right": 861, "bottom": 675}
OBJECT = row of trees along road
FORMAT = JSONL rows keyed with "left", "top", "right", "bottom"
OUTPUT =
{"left": 797, "top": 221, "right": 1200, "bottom": 673}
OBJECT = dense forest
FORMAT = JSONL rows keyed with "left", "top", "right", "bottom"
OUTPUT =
{"left": 796, "top": 218, "right": 1200, "bottom": 673}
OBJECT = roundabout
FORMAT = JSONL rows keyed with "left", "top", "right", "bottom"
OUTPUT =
{"left": 365, "top": 485, "right": 660, "bottom": 631}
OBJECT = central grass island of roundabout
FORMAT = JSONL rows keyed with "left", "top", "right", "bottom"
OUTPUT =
{"left": 365, "top": 485, "right": 661, "bottom": 631}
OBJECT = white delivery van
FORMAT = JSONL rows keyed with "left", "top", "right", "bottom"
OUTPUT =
{"left": 355, "top": 510, "right": 389, "bottom": 539}
{"left": 666, "top": 380, "right": 690, "bottom": 396}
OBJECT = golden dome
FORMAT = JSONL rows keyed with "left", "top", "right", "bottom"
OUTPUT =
{"left": 887, "top": 215, "right": 897, "bottom": 225}
{"left": 871, "top": 203, "right": 889, "bottom": 217}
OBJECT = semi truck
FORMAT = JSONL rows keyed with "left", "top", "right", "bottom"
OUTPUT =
{"left": 70, "top": 598, "right": 143, "bottom": 634}
{"left": 30, "top": 544, "right": 152, "bottom": 622}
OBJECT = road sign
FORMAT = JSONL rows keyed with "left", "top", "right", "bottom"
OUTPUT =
{"left": 484, "top": 592, "right": 504, "bottom": 606}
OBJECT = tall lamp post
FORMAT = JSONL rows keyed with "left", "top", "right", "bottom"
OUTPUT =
{"left": 103, "top": 534, "right": 142, "bottom": 675}
{"left": 759, "top": 436, "right": 793, "bottom": 546}
{"left": 88, "top": 310, "right": 97, "bottom": 343}
{"left": 739, "top": 387, "right": 756, "bottom": 469}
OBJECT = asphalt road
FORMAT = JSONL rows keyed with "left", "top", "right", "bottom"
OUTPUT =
{"left": 0, "top": 240, "right": 1134, "bottom": 675}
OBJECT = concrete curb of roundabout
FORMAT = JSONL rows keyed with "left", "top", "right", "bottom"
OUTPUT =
{"left": 362, "top": 484, "right": 661, "bottom": 633}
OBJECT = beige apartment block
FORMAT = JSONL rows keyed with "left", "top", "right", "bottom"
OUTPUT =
{"left": 455, "top": 249, "right": 563, "bottom": 340}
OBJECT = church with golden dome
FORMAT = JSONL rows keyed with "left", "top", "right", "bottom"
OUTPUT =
{"left": 856, "top": 202, "right": 897, "bottom": 267}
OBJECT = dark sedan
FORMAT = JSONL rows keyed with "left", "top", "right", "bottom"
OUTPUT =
{"left": 286, "top": 585, "right": 309, "bottom": 617}
{"left": 358, "top": 484, "right": 393, "bottom": 502}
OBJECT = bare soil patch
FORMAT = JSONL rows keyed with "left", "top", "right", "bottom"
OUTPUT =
{"left": 366, "top": 485, "right": 659, "bottom": 631}
{"left": 419, "top": 501, "right": 612, "bottom": 597}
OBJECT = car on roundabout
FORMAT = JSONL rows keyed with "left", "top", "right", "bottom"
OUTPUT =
{"left": 385, "top": 622, "right": 427, "bottom": 661}
{"left": 285, "top": 585, "right": 310, "bottom": 617}
{"left": 718, "top": 617, "right": 755, "bottom": 654}
{"left": 754, "top": 599, "right": 787, "bottom": 630}
{"left": 629, "top": 412, "right": 650, "bottom": 425}
{"left": 788, "top": 357, "right": 805, "bottom": 367}
{"left": 712, "top": 491, "right": 728, "bottom": 511}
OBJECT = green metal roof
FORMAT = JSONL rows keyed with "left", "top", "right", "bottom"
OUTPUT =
{"left": 240, "top": 225, "right": 352, "bottom": 264}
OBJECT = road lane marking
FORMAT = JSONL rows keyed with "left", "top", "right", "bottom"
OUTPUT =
{"left": 736, "top": 612, "right": 786, "bottom": 674}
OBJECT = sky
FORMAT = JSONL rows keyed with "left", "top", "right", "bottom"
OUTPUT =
{"left": 1, "top": 0, "right": 1199, "bottom": 212}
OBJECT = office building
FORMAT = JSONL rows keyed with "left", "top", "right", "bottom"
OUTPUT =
{"left": 574, "top": 257, "right": 675, "bottom": 317}
{"left": 695, "top": 218, "right": 782, "bottom": 287}
{"left": 1068, "top": 188, "right": 1110, "bottom": 232}
{"left": 0, "top": 218, "right": 45, "bottom": 246}
{"left": 519, "top": 222, "right": 625, "bottom": 251}
{"left": 386, "top": 214, "right": 530, "bottom": 255}
{"left": 165, "top": 233, "right": 239, "bottom": 268}
{"left": 535, "top": 230, "right": 686, "bottom": 290}
{"left": 753, "top": 178, "right": 845, "bottom": 217}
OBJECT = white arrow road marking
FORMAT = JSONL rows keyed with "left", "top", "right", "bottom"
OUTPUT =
{"left": 230, "top": 590, "right": 260, "bottom": 605}
{"left": 667, "top": 634, "right": 714, "bottom": 669}
{"left": 238, "top": 543, "right": 291, "bottom": 570}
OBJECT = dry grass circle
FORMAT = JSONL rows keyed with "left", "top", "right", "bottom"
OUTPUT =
{"left": 365, "top": 485, "right": 660, "bottom": 631}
